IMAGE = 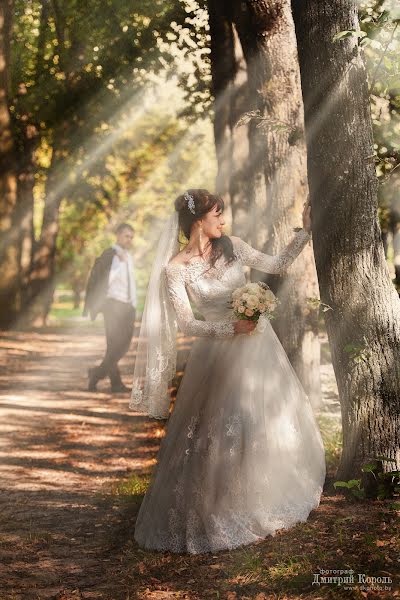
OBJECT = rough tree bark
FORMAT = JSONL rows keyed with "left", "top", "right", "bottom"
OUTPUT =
{"left": 292, "top": 0, "right": 400, "bottom": 476}
{"left": 208, "top": 0, "right": 251, "bottom": 238}
{"left": 223, "top": 0, "right": 321, "bottom": 405}
{"left": 0, "top": 0, "right": 20, "bottom": 329}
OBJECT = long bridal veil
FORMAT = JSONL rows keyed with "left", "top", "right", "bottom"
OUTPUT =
{"left": 129, "top": 211, "right": 180, "bottom": 419}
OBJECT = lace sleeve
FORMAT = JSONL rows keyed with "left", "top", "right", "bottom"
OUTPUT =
{"left": 231, "top": 229, "right": 311, "bottom": 274}
{"left": 165, "top": 264, "right": 235, "bottom": 338}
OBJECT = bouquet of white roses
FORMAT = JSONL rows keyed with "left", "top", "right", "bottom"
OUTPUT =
{"left": 230, "top": 281, "right": 279, "bottom": 322}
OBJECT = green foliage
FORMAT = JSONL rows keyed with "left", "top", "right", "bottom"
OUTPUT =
{"left": 11, "top": 0, "right": 188, "bottom": 119}
{"left": 332, "top": 29, "right": 368, "bottom": 42}
{"left": 316, "top": 414, "right": 343, "bottom": 472}
{"left": 56, "top": 107, "right": 217, "bottom": 307}
{"left": 362, "top": 456, "right": 400, "bottom": 500}
{"left": 332, "top": 1, "right": 400, "bottom": 223}
{"left": 334, "top": 456, "right": 400, "bottom": 502}
{"left": 10, "top": 0, "right": 214, "bottom": 314}
{"left": 358, "top": 1, "right": 400, "bottom": 192}
{"left": 306, "top": 296, "right": 333, "bottom": 313}
{"left": 9, "top": 0, "right": 400, "bottom": 319}
{"left": 334, "top": 478, "right": 366, "bottom": 499}
{"left": 343, "top": 335, "right": 372, "bottom": 364}
{"left": 10, "top": 0, "right": 211, "bottom": 138}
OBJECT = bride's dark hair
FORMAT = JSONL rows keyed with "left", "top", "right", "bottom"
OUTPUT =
{"left": 174, "top": 189, "right": 236, "bottom": 269}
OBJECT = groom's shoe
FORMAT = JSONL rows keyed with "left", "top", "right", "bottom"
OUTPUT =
{"left": 88, "top": 367, "right": 99, "bottom": 392}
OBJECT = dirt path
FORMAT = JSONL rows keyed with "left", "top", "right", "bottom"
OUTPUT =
{"left": 0, "top": 327, "right": 162, "bottom": 599}
{"left": 0, "top": 328, "right": 397, "bottom": 600}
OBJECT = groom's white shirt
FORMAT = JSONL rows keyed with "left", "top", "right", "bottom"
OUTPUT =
{"left": 107, "top": 244, "right": 137, "bottom": 307}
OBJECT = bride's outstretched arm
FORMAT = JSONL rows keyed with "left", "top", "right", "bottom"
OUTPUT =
{"left": 231, "top": 229, "right": 311, "bottom": 274}
{"left": 165, "top": 264, "right": 235, "bottom": 338}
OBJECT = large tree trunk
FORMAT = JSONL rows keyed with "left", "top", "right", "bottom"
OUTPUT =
{"left": 0, "top": 0, "right": 20, "bottom": 329}
{"left": 227, "top": 0, "right": 321, "bottom": 406}
{"left": 292, "top": 0, "right": 400, "bottom": 476}
{"left": 208, "top": 0, "right": 251, "bottom": 238}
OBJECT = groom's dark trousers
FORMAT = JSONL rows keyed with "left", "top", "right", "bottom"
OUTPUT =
{"left": 94, "top": 298, "right": 136, "bottom": 387}
{"left": 83, "top": 247, "right": 136, "bottom": 388}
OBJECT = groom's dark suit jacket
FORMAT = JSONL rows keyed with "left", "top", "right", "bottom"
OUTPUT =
{"left": 83, "top": 247, "right": 116, "bottom": 321}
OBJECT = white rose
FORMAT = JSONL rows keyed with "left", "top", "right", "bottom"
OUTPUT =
{"left": 246, "top": 295, "right": 258, "bottom": 309}
{"left": 238, "top": 305, "right": 245, "bottom": 313}
{"left": 258, "top": 303, "right": 266, "bottom": 312}
{"left": 247, "top": 283, "right": 259, "bottom": 292}
{"left": 264, "top": 290, "right": 276, "bottom": 302}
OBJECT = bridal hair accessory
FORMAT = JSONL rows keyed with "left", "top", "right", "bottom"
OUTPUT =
{"left": 129, "top": 211, "right": 179, "bottom": 419}
{"left": 184, "top": 191, "right": 196, "bottom": 215}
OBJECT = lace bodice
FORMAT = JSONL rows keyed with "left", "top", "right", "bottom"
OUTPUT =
{"left": 165, "top": 229, "right": 311, "bottom": 339}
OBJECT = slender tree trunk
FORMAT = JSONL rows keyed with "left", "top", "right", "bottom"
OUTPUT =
{"left": 229, "top": 0, "right": 321, "bottom": 405}
{"left": 14, "top": 0, "right": 49, "bottom": 327}
{"left": 292, "top": 0, "right": 400, "bottom": 476}
{"left": 72, "top": 284, "right": 81, "bottom": 310}
{"left": 25, "top": 2, "right": 70, "bottom": 325}
{"left": 17, "top": 0, "right": 48, "bottom": 312}
{"left": 17, "top": 128, "right": 36, "bottom": 302}
{"left": 27, "top": 126, "right": 69, "bottom": 325}
{"left": 0, "top": 0, "right": 21, "bottom": 329}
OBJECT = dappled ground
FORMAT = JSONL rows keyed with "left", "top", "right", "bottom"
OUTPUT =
{"left": 0, "top": 325, "right": 398, "bottom": 600}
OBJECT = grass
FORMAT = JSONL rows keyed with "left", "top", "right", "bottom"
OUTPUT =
{"left": 110, "top": 473, "right": 151, "bottom": 499}
{"left": 24, "top": 528, "right": 54, "bottom": 545}
{"left": 50, "top": 302, "right": 84, "bottom": 320}
{"left": 49, "top": 291, "right": 144, "bottom": 326}
{"left": 221, "top": 527, "right": 320, "bottom": 593}
{"left": 317, "top": 414, "right": 342, "bottom": 474}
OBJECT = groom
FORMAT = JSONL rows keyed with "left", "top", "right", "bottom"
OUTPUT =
{"left": 83, "top": 223, "right": 137, "bottom": 393}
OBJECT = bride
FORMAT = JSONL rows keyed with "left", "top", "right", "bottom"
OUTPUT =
{"left": 129, "top": 189, "right": 326, "bottom": 554}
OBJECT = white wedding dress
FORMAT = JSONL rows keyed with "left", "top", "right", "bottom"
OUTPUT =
{"left": 133, "top": 230, "right": 326, "bottom": 554}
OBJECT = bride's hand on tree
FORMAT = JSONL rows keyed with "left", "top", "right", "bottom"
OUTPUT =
{"left": 234, "top": 320, "right": 257, "bottom": 334}
{"left": 302, "top": 195, "right": 312, "bottom": 233}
